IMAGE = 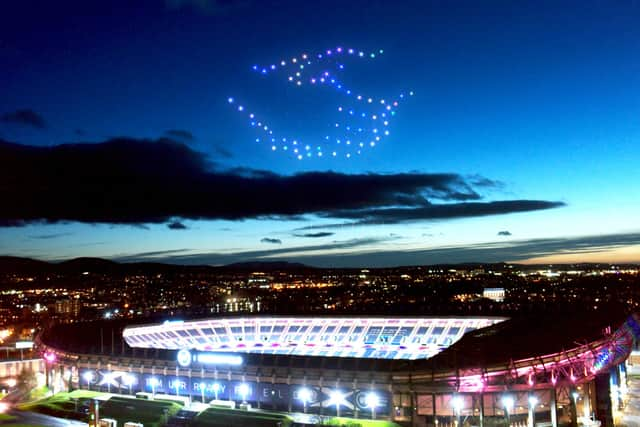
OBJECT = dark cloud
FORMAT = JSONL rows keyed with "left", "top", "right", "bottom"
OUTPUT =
{"left": 0, "top": 138, "right": 563, "bottom": 227}
{"left": 294, "top": 232, "right": 335, "bottom": 238}
{"left": 0, "top": 219, "right": 27, "bottom": 227}
{"left": 320, "top": 201, "right": 565, "bottom": 226}
{"left": 119, "top": 233, "right": 640, "bottom": 267}
{"left": 467, "top": 174, "right": 504, "bottom": 189}
{"left": 117, "top": 237, "right": 392, "bottom": 264}
{"left": 164, "top": 129, "right": 194, "bottom": 141}
{"left": 213, "top": 145, "right": 233, "bottom": 158}
{"left": 115, "top": 248, "right": 192, "bottom": 258}
{"left": 498, "top": 230, "right": 512, "bottom": 236}
{"left": 1, "top": 109, "right": 47, "bottom": 129}
{"left": 28, "top": 232, "right": 73, "bottom": 240}
{"left": 167, "top": 221, "right": 188, "bottom": 230}
{"left": 261, "top": 238, "right": 282, "bottom": 244}
{"left": 75, "top": 129, "right": 86, "bottom": 136}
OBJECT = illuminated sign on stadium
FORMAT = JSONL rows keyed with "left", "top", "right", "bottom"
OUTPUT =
{"left": 176, "top": 349, "right": 243, "bottom": 367}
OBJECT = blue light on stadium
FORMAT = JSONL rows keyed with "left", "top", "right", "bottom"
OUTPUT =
{"left": 196, "top": 353, "right": 243, "bottom": 366}
{"left": 176, "top": 350, "right": 242, "bottom": 367}
{"left": 177, "top": 349, "right": 192, "bottom": 367}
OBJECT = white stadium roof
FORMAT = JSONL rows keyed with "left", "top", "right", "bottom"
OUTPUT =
{"left": 123, "top": 316, "right": 506, "bottom": 360}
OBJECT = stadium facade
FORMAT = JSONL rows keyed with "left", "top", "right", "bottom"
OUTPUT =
{"left": 37, "top": 313, "right": 640, "bottom": 426}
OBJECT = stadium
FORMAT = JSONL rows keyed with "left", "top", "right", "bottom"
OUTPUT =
{"left": 37, "top": 312, "right": 640, "bottom": 426}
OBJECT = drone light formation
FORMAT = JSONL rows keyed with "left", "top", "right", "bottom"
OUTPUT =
{"left": 228, "top": 46, "right": 414, "bottom": 160}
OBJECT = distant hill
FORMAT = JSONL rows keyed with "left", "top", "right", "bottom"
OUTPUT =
{"left": 0, "top": 256, "right": 51, "bottom": 273}
{"left": 0, "top": 256, "right": 313, "bottom": 275}
{"left": 0, "top": 255, "right": 635, "bottom": 275}
{"left": 56, "top": 257, "right": 120, "bottom": 273}
{"left": 221, "top": 260, "right": 314, "bottom": 271}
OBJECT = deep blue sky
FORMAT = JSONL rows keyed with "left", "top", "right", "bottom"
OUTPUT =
{"left": 1, "top": 0, "right": 639, "bottom": 266}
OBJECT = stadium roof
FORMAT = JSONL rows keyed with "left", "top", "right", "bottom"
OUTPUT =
{"left": 122, "top": 316, "right": 506, "bottom": 360}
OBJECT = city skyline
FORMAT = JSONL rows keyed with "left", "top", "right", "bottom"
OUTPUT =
{"left": 1, "top": 0, "right": 639, "bottom": 267}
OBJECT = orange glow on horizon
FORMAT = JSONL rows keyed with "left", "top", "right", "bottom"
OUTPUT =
{"left": 514, "top": 244, "right": 640, "bottom": 265}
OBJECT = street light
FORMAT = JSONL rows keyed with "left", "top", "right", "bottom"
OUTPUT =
{"left": 238, "top": 383, "right": 250, "bottom": 404}
{"left": 297, "top": 387, "right": 312, "bottom": 413}
{"left": 528, "top": 396, "right": 539, "bottom": 427}
{"left": 122, "top": 373, "right": 135, "bottom": 395}
{"left": 451, "top": 395, "right": 464, "bottom": 426}
{"left": 328, "top": 390, "right": 347, "bottom": 417}
{"left": 212, "top": 382, "right": 221, "bottom": 401}
{"left": 502, "top": 395, "right": 514, "bottom": 427}
{"left": 365, "top": 392, "right": 380, "bottom": 420}
{"left": 43, "top": 352, "right": 56, "bottom": 389}
{"left": 83, "top": 371, "right": 94, "bottom": 391}
{"left": 149, "top": 377, "right": 160, "bottom": 398}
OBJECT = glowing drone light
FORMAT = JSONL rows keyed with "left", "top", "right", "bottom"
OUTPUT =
{"left": 230, "top": 46, "right": 413, "bottom": 159}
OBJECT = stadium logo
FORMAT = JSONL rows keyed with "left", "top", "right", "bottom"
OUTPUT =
{"left": 177, "top": 349, "right": 192, "bottom": 367}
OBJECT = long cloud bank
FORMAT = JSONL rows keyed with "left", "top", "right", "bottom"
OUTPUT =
{"left": 116, "top": 233, "right": 640, "bottom": 267}
{"left": 0, "top": 138, "right": 564, "bottom": 227}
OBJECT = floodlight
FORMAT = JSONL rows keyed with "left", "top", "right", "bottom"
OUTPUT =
{"left": 451, "top": 395, "right": 464, "bottom": 412}
{"left": 82, "top": 371, "right": 94, "bottom": 383}
{"left": 365, "top": 392, "right": 380, "bottom": 408}
{"left": 297, "top": 387, "right": 312, "bottom": 403}
{"left": 238, "top": 383, "right": 250, "bottom": 400}
{"left": 502, "top": 395, "right": 514, "bottom": 411}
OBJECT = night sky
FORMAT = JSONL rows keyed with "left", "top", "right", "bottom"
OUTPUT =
{"left": 1, "top": 0, "right": 639, "bottom": 267}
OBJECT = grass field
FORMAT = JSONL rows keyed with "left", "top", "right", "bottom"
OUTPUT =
{"left": 0, "top": 413, "right": 17, "bottom": 421}
{"left": 191, "top": 407, "right": 403, "bottom": 427}
{"left": 323, "top": 416, "right": 402, "bottom": 427}
{"left": 14, "top": 390, "right": 402, "bottom": 427}
{"left": 99, "top": 396, "right": 182, "bottom": 427}
{"left": 17, "top": 389, "right": 106, "bottom": 421}
{"left": 192, "top": 406, "right": 294, "bottom": 427}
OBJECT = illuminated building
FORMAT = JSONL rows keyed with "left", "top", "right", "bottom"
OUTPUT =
{"left": 38, "top": 313, "right": 639, "bottom": 426}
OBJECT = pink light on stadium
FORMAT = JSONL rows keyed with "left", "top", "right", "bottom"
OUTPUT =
{"left": 528, "top": 372, "right": 534, "bottom": 387}
{"left": 461, "top": 375, "right": 485, "bottom": 392}
{"left": 44, "top": 352, "right": 56, "bottom": 363}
